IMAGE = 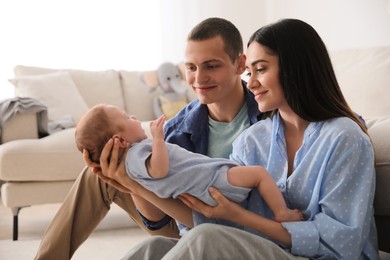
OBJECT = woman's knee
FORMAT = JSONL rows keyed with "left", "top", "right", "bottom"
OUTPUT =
{"left": 121, "top": 236, "right": 178, "bottom": 260}
{"left": 144, "top": 236, "right": 178, "bottom": 256}
{"left": 184, "top": 223, "right": 225, "bottom": 243}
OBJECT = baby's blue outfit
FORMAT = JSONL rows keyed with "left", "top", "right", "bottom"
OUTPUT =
{"left": 125, "top": 139, "right": 251, "bottom": 207}
{"left": 229, "top": 113, "right": 378, "bottom": 259}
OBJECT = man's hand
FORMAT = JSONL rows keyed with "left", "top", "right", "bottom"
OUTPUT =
{"left": 83, "top": 138, "right": 141, "bottom": 195}
{"left": 83, "top": 149, "right": 101, "bottom": 174}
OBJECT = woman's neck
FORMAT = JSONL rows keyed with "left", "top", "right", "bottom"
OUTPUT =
{"left": 279, "top": 108, "right": 309, "bottom": 176}
{"left": 279, "top": 108, "right": 309, "bottom": 135}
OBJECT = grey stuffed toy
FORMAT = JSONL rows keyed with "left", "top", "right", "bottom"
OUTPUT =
{"left": 142, "top": 62, "right": 191, "bottom": 119}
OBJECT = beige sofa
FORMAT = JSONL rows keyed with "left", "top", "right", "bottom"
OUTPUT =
{"left": 0, "top": 65, "right": 195, "bottom": 240}
{"left": 0, "top": 46, "right": 389, "bottom": 253}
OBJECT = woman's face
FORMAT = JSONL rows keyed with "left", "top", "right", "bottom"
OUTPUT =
{"left": 245, "top": 42, "right": 287, "bottom": 113}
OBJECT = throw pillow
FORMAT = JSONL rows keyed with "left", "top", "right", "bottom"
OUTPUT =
{"left": 9, "top": 71, "right": 89, "bottom": 123}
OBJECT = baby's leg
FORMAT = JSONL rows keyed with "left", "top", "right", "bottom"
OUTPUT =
{"left": 227, "top": 166, "right": 302, "bottom": 222}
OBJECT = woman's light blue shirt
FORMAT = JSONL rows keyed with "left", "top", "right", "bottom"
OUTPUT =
{"left": 230, "top": 113, "right": 378, "bottom": 259}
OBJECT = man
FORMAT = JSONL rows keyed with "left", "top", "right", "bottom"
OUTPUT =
{"left": 35, "top": 17, "right": 261, "bottom": 260}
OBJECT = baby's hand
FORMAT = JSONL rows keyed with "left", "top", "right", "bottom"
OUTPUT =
{"left": 150, "top": 115, "right": 166, "bottom": 140}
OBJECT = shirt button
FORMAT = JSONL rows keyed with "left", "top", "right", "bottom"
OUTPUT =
{"left": 279, "top": 184, "right": 285, "bottom": 190}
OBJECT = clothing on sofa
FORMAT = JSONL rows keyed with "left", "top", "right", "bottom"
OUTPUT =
{"left": 48, "top": 114, "right": 75, "bottom": 134}
{"left": 0, "top": 97, "right": 49, "bottom": 143}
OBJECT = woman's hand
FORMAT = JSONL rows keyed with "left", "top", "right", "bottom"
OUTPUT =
{"left": 179, "top": 187, "right": 242, "bottom": 221}
{"left": 180, "top": 187, "right": 292, "bottom": 246}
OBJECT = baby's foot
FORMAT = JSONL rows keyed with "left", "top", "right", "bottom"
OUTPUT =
{"left": 274, "top": 209, "right": 303, "bottom": 222}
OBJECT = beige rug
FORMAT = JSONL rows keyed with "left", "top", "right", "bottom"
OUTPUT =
{"left": 0, "top": 201, "right": 149, "bottom": 259}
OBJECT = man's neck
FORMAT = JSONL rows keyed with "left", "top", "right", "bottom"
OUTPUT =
{"left": 207, "top": 82, "right": 245, "bottom": 123}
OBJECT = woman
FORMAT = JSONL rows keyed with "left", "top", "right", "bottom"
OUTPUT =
{"left": 103, "top": 19, "right": 379, "bottom": 259}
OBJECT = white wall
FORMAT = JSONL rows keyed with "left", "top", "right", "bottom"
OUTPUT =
{"left": 161, "top": 0, "right": 390, "bottom": 63}
{"left": 0, "top": 0, "right": 163, "bottom": 100}
{"left": 160, "top": 0, "right": 266, "bottom": 63}
{"left": 263, "top": 0, "right": 390, "bottom": 50}
{"left": 1, "top": 0, "right": 389, "bottom": 99}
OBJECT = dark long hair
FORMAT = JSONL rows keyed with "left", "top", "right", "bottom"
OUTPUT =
{"left": 248, "top": 19, "right": 367, "bottom": 134}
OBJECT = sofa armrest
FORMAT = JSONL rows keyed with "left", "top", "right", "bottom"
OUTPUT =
{"left": 2, "top": 113, "right": 38, "bottom": 143}
{"left": 366, "top": 117, "right": 390, "bottom": 216}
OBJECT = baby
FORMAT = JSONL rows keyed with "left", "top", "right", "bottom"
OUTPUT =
{"left": 75, "top": 104, "right": 302, "bottom": 222}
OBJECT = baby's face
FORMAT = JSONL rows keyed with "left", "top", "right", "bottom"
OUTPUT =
{"left": 105, "top": 105, "right": 147, "bottom": 143}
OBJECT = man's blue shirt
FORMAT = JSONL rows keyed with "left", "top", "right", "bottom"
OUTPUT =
{"left": 164, "top": 81, "right": 261, "bottom": 155}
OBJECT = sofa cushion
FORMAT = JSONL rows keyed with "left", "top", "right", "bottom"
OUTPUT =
{"left": 119, "top": 70, "right": 160, "bottom": 121}
{"left": 1, "top": 181, "right": 75, "bottom": 208}
{"left": 10, "top": 71, "right": 89, "bottom": 123}
{"left": 119, "top": 69, "right": 196, "bottom": 121}
{"left": 13, "top": 65, "right": 125, "bottom": 112}
{"left": 0, "top": 128, "right": 85, "bottom": 181}
{"left": 68, "top": 69, "right": 125, "bottom": 110}
{"left": 330, "top": 46, "right": 390, "bottom": 119}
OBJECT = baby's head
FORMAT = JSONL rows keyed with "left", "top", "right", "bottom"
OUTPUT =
{"left": 75, "top": 104, "right": 121, "bottom": 163}
{"left": 75, "top": 104, "right": 147, "bottom": 164}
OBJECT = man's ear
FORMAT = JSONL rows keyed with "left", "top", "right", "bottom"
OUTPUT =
{"left": 236, "top": 54, "right": 246, "bottom": 75}
{"left": 112, "top": 135, "right": 128, "bottom": 148}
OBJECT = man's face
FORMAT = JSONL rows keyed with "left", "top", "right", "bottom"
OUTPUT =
{"left": 184, "top": 36, "right": 243, "bottom": 105}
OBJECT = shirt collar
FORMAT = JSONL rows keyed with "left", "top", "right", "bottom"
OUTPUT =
{"left": 273, "top": 112, "right": 322, "bottom": 142}
{"left": 178, "top": 81, "right": 261, "bottom": 134}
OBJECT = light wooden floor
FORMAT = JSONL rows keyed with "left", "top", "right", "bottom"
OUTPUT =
{"left": 1, "top": 195, "right": 389, "bottom": 259}
{"left": 0, "top": 199, "right": 149, "bottom": 259}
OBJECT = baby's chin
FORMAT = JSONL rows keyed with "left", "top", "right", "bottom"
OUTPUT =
{"left": 141, "top": 129, "right": 148, "bottom": 139}
{"left": 134, "top": 134, "right": 148, "bottom": 143}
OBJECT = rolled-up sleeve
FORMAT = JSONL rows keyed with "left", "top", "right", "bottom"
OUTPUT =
{"left": 282, "top": 221, "right": 319, "bottom": 257}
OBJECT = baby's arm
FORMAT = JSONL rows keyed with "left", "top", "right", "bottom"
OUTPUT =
{"left": 146, "top": 115, "right": 169, "bottom": 179}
